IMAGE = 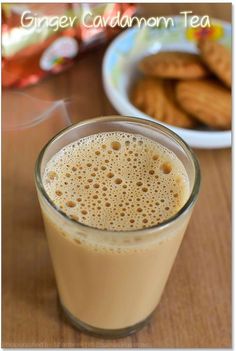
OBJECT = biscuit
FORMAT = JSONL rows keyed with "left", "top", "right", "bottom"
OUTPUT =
{"left": 130, "top": 77, "right": 196, "bottom": 128}
{"left": 176, "top": 79, "right": 231, "bottom": 129}
{"left": 198, "top": 38, "right": 231, "bottom": 88}
{"left": 138, "top": 51, "right": 209, "bottom": 79}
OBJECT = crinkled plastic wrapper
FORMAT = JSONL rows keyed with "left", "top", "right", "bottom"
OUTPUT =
{"left": 2, "top": 3, "right": 136, "bottom": 88}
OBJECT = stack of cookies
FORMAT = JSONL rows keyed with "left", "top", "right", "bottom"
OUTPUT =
{"left": 130, "top": 38, "right": 231, "bottom": 130}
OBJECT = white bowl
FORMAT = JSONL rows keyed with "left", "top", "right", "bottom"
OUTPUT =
{"left": 102, "top": 17, "right": 231, "bottom": 149}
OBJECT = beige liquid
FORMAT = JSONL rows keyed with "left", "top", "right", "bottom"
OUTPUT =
{"left": 41, "top": 131, "right": 191, "bottom": 330}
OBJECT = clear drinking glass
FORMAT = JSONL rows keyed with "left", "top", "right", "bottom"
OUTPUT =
{"left": 35, "top": 116, "right": 200, "bottom": 338}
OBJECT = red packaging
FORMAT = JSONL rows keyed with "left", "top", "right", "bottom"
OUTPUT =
{"left": 2, "top": 3, "right": 136, "bottom": 88}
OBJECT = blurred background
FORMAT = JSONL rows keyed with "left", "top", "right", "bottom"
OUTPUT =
{"left": 2, "top": 3, "right": 231, "bottom": 112}
{"left": 2, "top": 3, "right": 231, "bottom": 348}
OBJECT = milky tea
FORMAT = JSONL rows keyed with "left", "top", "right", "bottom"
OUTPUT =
{"left": 36, "top": 117, "right": 200, "bottom": 337}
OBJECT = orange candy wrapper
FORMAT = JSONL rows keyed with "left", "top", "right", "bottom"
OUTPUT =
{"left": 2, "top": 3, "right": 136, "bottom": 88}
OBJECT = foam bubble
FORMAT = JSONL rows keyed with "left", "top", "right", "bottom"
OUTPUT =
{"left": 43, "top": 131, "right": 190, "bottom": 231}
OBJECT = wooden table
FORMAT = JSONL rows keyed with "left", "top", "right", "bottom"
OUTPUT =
{"left": 2, "top": 4, "right": 231, "bottom": 348}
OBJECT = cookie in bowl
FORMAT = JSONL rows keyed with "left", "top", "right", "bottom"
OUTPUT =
{"left": 176, "top": 79, "right": 231, "bottom": 130}
{"left": 198, "top": 38, "right": 231, "bottom": 88}
{"left": 131, "top": 77, "right": 196, "bottom": 128}
{"left": 139, "top": 51, "right": 209, "bottom": 80}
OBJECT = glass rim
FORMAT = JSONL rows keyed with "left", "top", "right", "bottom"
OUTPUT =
{"left": 35, "top": 115, "right": 201, "bottom": 235}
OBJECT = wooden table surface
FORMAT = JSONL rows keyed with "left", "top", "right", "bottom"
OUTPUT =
{"left": 2, "top": 4, "right": 231, "bottom": 348}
